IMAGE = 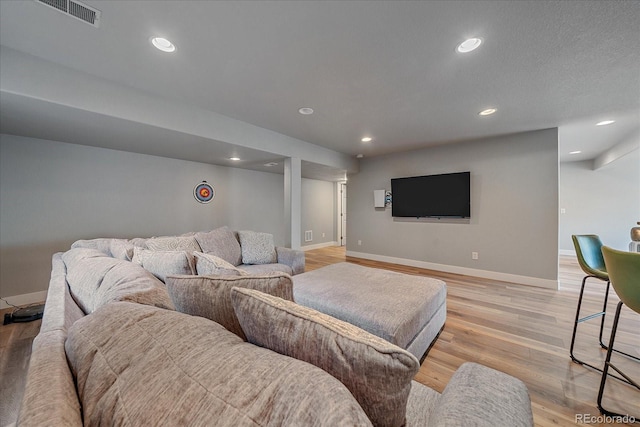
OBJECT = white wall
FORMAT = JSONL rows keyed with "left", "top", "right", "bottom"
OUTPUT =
{"left": 346, "top": 129, "right": 559, "bottom": 288}
{"left": 0, "top": 134, "right": 333, "bottom": 301}
{"left": 559, "top": 150, "right": 639, "bottom": 253}
{"left": 301, "top": 179, "right": 336, "bottom": 248}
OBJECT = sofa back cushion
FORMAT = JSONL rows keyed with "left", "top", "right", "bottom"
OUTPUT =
{"left": 62, "top": 248, "right": 175, "bottom": 314}
{"left": 70, "top": 238, "right": 114, "bottom": 256}
{"left": 132, "top": 247, "right": 196, "bottom": 282}
{"left": 194, "top": 226, "right": 243, "bottom": 266}
{"left": 165, "top": 273, "right": 292, "bottom": 339}
{"left": 63, "top": 248, "right": 120, "bottom": 313}
{"left": 231, "top": 287, "right": 420, "bottom": 427}
{"left": 70, "top": 238, "right": 134, "bottom": 260}
{"left": 65, "top": 302, "right": 372, "bottom": 427}
{"left": 144, "top": 235, "right": 201, "bottom": 252}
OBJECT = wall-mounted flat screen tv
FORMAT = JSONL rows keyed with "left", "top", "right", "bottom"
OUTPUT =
{"left": 391, "top": 171, "right": 470, "bottom": 218}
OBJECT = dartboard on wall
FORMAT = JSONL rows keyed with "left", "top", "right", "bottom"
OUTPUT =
{"left": 194, "top": 181, "right": 215, "bottom": 204}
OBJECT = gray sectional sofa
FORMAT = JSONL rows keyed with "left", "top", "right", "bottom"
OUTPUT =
{"left": 70, "top": 226, "right": 306, "bottom": 277}
{"left": 18, "top": 228, "right": 534, "bottom": 426}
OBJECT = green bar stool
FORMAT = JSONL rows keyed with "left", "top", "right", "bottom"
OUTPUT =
{"left": 598, "top": 246, "right": 639, "bottom": 418}
{"left": 570, "top": 235, "right": 611, "bottom": 367}
{"left": 570, "top": 235, "right": 639, "bottom": 374}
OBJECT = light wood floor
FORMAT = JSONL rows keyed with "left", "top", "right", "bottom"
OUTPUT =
{"left": 306, "top": 246, "right": 639, "bottom": 427}
{"left": 1, "top": 247, "right": 638, "bottom": 426}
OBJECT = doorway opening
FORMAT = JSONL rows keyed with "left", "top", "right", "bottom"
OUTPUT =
{"left": 338, "top": 182, "right": 347, "bottom": 246}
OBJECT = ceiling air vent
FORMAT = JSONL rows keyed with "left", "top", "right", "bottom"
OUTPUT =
{"left": 35, "top": 0, "right": 101, "bottom": 27}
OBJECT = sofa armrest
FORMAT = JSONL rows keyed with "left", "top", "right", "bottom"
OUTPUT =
{"left": 275, "top": 247, "right": 305, "bottom": 275}
{"left": 18, "top": 330, "right": 83, "bottom": 427}
{"left": 431, "top": 362, "right": 533, "bottom": 427}
{"left": 39, "top": 253, "right": 86, "bottom": 334}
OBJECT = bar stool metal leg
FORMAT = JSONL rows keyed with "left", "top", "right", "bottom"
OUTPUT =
{"left": 570, "top": 275, "right": 605, "bottom": 368}
{"left": 570, "top": 276, "right": 639, "bottom": 379}
{"left": 598, "top": 280, "right": 610, "bottom": 349}
{"left": 597, "top": 301, "right": 639, "bottom": 420}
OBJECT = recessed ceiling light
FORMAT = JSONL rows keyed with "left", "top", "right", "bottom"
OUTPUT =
{"left": 356, "top": 154, "right": 364, "bottom": 159}
{"left": 151, "top": 37, "right": 176, "bottom": 53}
{"left": 298, "top": 107, "right": 314, "bottom": 115}
{"left": 569, "top": 150, "right": 582, "bottom": 155}
{"left": 596, "top": 120, "right": 615, "bottom": 126}
{"left": 361, "top": 137, "right": 373, "bottom": 142}
{"left": 263, "top": 162, "right": 278, "bottom": 167}
{"left": 229, "top": 157, "right": 241, "bottom": 161}
{"left": 478, "top": 108, "right": 497, "bottom": 116}
{"left": 457, "top": 38, "right": 482, "bottom": 53}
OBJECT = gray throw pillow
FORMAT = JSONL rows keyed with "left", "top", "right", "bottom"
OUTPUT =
{"left": 165, "top": 274, "right": 293, "bottom": 339}
{"left": 231, "top": 287, "right": 420, "bottom": 427}
{"left": 195, "top": 226, "right": 243, "bottom": 266}
{"left": 194, "top": 252, "right": 248, "bottom": 276}
{"left": 237, "top": 230, "right": 277, "bottom": 265}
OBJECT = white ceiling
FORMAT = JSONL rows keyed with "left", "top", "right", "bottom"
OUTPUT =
{"left": 1, "top": 0, "right": 639, "bottom": 179}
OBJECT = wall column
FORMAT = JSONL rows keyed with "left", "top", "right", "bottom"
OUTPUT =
{"left": 284, "top": 157, "right": 302, "bottom": 249}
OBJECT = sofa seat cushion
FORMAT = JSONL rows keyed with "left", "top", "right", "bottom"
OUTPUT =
{"left": 165, "top": 273, "right": 293, "bottom": 339}
{"left": 430, "top": 362, "right": 533, "bottom": 427}
{"left": 237, "top": 230, "right": 277, "bottom": 265}
{"left": 231, "top": 287, "right": 420, "bottom": 427}
{"left": 194, "top": 226, "right": 243, "bottom": 266}
{"left": 405, "top": 381, "right": 440, "bottom": 426}
{"left": 62, "top": 248, "right": 175, "bottom": 314}
{"left": 65, "top": 302, "right": 372, "bottom": 427}
{"left": 240, "top": 263, "right": 293, "bottom": 276}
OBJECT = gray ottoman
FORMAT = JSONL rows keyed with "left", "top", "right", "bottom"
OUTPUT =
{"left": 292, "top": 262, "right": 446, "bottom": 361}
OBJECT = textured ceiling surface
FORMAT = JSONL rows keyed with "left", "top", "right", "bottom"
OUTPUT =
{"left": 0, "top": 0, "right": 639, "bottom": 175}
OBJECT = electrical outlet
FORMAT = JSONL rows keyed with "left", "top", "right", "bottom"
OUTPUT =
{"left": 322, "top": 232, "right": 325, "bottom": 238}
{"left": 472, "top": 252, "right": 479, "bottom": 260}
{"left": 358, "top": 240, "right": 362, "bottom": 246}
{"left": 560, "top": 208, "right": 566, "bottom": 214}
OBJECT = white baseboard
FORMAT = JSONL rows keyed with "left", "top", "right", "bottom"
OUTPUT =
{"left": 346, "top": 251, "right": 558, "bottom": 289}
{"left": 1, "top": 290, "right": 48, "bottom": 310}
{"left": 559, "top": 249, "right": 576, "bottom": 257}
{"left": 302, "top": 241, "right": 339, "bottom": 251}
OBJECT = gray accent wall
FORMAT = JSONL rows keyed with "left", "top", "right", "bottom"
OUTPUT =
{"left": 301, "top": 179, "right": 336, "bottom": 247}
{"left": 0, "top": 134, "right": 331, "bottom": 299}
{"left": 559, "top": 151, "right": 639, "bottom": 253}
{"left": 346, "top": 128, "right": 559, "bottom": 284}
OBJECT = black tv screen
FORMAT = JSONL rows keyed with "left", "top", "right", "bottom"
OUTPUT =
{"left": 391, "top": 172, "right": 470, "bottom": 218}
